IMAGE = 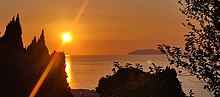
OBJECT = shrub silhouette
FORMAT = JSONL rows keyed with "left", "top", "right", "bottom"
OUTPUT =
{"left": 96, "top": 62, "right": 185, "bottom": 97}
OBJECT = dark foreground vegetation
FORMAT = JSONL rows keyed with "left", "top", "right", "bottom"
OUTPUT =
{"left": 96, "top": 62, "right": 185, "bottom": 97}
{"left": 0, "top": 15, "right": 73, "bottom": 97}
{"left": 158, "top": 0, "right": 220, "bottom": 96}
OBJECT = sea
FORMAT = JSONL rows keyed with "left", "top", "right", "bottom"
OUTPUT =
{"left": 65, "top": 55, "right": 212, "bottom": 97}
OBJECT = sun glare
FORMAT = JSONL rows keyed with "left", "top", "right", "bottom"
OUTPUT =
{"left": 62, "top": 33, "right": 71, "bottom": 42}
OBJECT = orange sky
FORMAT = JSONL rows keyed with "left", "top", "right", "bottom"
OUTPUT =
{"left": 0, "top": 0, "right": 188, "bottom": 55}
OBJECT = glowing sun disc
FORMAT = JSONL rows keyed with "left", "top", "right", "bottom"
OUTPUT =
{"left": 62, "top": 33, "right": 71, "bottom": 42}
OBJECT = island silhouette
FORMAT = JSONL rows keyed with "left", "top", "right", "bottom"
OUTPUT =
{"left": 0, "top": 15, "right": 73, "bottom": 97}
{"left": 128, "top": 49, "right": 161, "bottom": 55}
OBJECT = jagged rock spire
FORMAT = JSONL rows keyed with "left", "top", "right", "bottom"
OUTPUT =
{"left": 0, "top": 14, "right": 24, "bottom": 55}
{"left": 40, "top": 29, "right": 45, "bottom": 40}
{"left": 16, "top": 14, "right": 20, "bottom": 23}
{"left": 12, "top": 16, "right": 15, "bottom": 22}
{"left": 38, "top": 29, "right": 45, "bottom": 44}
{"left": 4, "top": 14, "right": 22, "bottom": 38}
{"left": 32, "top": 36, "right": 37, "bottom": 44}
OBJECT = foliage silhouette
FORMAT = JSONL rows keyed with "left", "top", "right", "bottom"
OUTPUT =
{"left": 96, "top": 62, "right": 185, "bottom": 97}
{"left": 0, "top": 15, "right": 73, "bottom": 97}
{"left": 158, "top": 0, "right": 220, "bottom": 96}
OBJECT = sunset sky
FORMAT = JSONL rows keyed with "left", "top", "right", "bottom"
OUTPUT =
{"left": 0, "top": 0, "right": 188, "bottom": 55}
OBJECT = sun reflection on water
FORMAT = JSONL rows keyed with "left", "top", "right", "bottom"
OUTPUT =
{"left": 65, "top": 56, "right": 76, "bottom": 89}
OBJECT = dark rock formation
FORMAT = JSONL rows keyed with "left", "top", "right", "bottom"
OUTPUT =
{"left": 128, "top": 49, "right": 161, "bottom": 55}
{"left": 35, "top": 52, "right": 73, "bottom": 97}
{"left": 0, "top": 14, "right": 26, "bottom": 97}
{"left": 0, "top": 15, "right": 24, "bottom": 55}
{"left": 0, "top": 15, "right": 73, "bottom": 97}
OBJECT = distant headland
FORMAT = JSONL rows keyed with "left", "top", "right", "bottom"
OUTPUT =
{"left": 128, "top": 49, "right": 161, "bottom": 55}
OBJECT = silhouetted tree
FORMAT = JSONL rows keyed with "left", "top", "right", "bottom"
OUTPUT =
{"left": 96, "top": 62, "right": 185, "bottom": 97}
{"left": 158, "top": 0, "right": 220, "bottom": 96}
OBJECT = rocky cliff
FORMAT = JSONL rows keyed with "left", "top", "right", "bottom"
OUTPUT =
{"left": 0, "top": 15, "right": 73, "bottom": 97}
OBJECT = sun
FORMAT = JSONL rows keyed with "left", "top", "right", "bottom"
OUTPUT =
{"left": 62, "top": 33, "right": 72, "bottom": 42}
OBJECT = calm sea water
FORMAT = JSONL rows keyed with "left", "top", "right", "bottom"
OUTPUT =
{"left": 65, "top": 55, "right": 211, "bottom": 97}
